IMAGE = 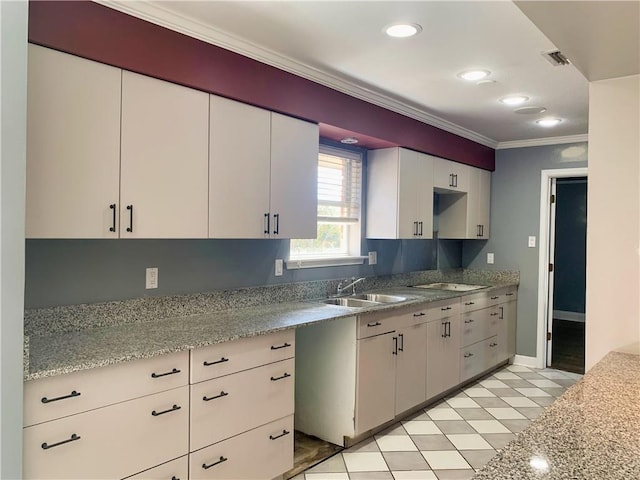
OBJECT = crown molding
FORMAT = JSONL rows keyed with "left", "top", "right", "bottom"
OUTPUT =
{"left": 94, "top": 0, "right": 498, "bottom": 149}
{"left": 496, "top": 134, "right": 589, "bottom": 150}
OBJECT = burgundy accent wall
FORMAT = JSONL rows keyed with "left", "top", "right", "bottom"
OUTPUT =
{"left": 28, "top": 1, "right": 494, "bottom": 170}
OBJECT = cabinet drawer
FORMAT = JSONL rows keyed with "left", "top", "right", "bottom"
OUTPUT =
{"left": 486, "top": 286, "right": 518, "bottom": 307}
{"left": 426, "top": 299, "right": 461, "bottom": 322}
{"left": 191, "top": 330, "right": 294, "bottom": 384}
{"left": 460, "top": 293, "right": 489, "bottom": 312}
{"left": 190, "top": 358, "right": 294, "bottom": 451}
{"left": 460, "top": 337, "right": 497, "bottom": 382}
{"left": 189, "top": 415, "right": 293, "bottom": 480}
{"left": 460, "top": 310, "right": 494, "bottom": 347}
{"left": 357, "top": 310, "right": 400, "bottom": 339}
{"left": 25, "top": 351, "right": 189, "bottom": 427}
{"left": 124, "top": 455, "right": 188, "bottom": 480}
{"left": 24, "top": 386, "right": 189, "bottom": 480}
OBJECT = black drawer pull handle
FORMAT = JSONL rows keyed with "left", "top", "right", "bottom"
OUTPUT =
{"left": 202, "top": 456, "right": 228, "bottom": 470}
{"left": 41, "top": 390, "right": 81, "bottom": 404}
{"left": 203, "top": 357, "right": 229, "bottom": 366}
{"left": 271, "top": 373, "right": 291, "bottom": 381}
{"left": 490, "top": 343, "right": 498, "bottom": 347}
{"left": 151, "top": 404, "right": 181, "bottom": 416}
{"left": 464, "top": 353, "right": 474, "bottom": 358}
{"left": 171, "top": 477, "right": 180, "bottom": 480}
{"left": 203, "top": 391, "right": 229, "bottom": 402}
{"left": 264, "top": 213, "right": 270, "bottom": 234}
{"left": 464, "top": 319, "right": 475, "bottom": 324}
{"left": 491, "top": 296, "right": 499, "bottom": 300}
{"left": 490, "top": 313, "right": 499, "bottom": 317}
{"left": 506, "top": 293, "right": 514, "bottom": 296}
{"left": 109, "top": 204, "right": 116, "bottom": 232}
{"left": 441, "top": 306, "right": 452, "bottom": 311}
{"left": 269, "top": 429, "right": 291, "bottom": 440}
{"left": 367, "top": 321, "right": 382, "bottom": 327}
{"left": 126, "top": 205, "right": 133, "bottom": 232}
{"left": 271, "top": 342, "right": 292, "bottom": 350}
{"left": 413, "top": 312, "right": 425, "bottom": 317}
{"left": 41, "top": 433, "right": 80, "bottom": 450}
{"left": 273, "top": 213, "right": 280, "bottom": 235}
{"left": 151, "top": 368, "right": 181, "bottom": 378}
{"left": 465, "top": 302, "right": 475, "bottom": 306}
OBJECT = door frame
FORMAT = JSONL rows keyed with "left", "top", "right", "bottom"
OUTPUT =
{"left": 536, "top": 168, "right": 588, "bottom": 369}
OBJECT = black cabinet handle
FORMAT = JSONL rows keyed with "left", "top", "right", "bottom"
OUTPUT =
{"left": 367, "top": 321, "right": 382, "bottom": 327}
{"left": 151, "top": 404, "right": 181, "bottom": 416}
{"left": 441, "top": 306, "right": 452, "bottom": 311}
{"left": 202, "top": 456, "right": 228, "bottom": 470}
{"left": 109, "top": 204, "right": 116, "bottom": 232}
{"left": 419, "top": 221, "right": 423, "bottom": 236}
{"left": 398, "top": 333, "right": 404, "bottom": 352}
{"left": 464, "top": 353, "right": 474, "bottom": 358}
{"left": 41, "top": 390, "right": 81, "bottom": 404}
{"left": 490, "top": 343, "right": 498, "bottom": 347}
{"left": 491, "top": 296, "right": 499, "bottom": 300}
{"left": 171, "top": 477, "right": 180, "bottom": 480}
{"left": 490, "top": 312, "right": 499, "bottom": 317}
{"left": 204, "top": 357, "right": 229, "bottom": 366}
{"left": 464, "top": 319, "right": 475, "bottom": 324}
{"left": 273, "top": 213, "right": 280, "bottom": 235}
{"left": 446, "top": 321, "right": 451, "bottom": 338}
{"left": 269, "top": 429, "right": 290, "bottom": 440}
{"left": 454, "top": 174, "right": 458, "bottom": 188}
{"left": 506, "top": 292, "right": 515, "bottom": 296}
{"left": 392, "top": 336, "right": 398, "bottom": 355}
{"left": 413, "top": 221, "right": 418, "bottom": 236}
{"left": 126, "top": 205, "right": 133, "bottom": 232}
{"left": 449, "top": 173, "right": 454, "bottom": 187}
{"left": 151, "top": 368, "right": 181, "bottom": 378}
{"left": 264, "top": 213, "right": 270, "bottom": 235}
{"left": 270, "top": 373, "right": 291, "bottom": 381}
{"left": 481, "top": 224, "right": 485, "bottom": 237}
{"left": 441, "top": 321, "right": 447, "bottom": 338}
{"left": 499, "top": 306, "right": 504, "bottom": 320}
{"left": 203, "top": 391, "right": 229, "bottom": 402}
{"left": 465, "top": 301, "right": 475, "bottom": 306}
{"left": 271, "top": 342, "right": 292, "bottom": 350}
{"left": 42, "top": 433, "right": 80, "bottom": 450}
{"left": 413, "top": 312, "right": 425, "bottom": 317}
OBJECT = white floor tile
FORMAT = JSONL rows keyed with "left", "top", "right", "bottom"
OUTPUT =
{"left": 305, "top": 474, "right": 349, "bottom": 480}
{"left": 467, "top": 420, "right": 511, "bottom": 434}
{"left": 426, "top": 407, "right": 463, "bottom": 421}
{"left": 515, "top": 387, "right": 552, "bottom": 397}
{"left": 502, "top": 396, "right": 540, "bottom": 408}
{"left": 463, "top": 387, "right": 496, "bottom": 398}
{"left": 446, "top": 397, "right": 481, "bottom": 409}
{"left": 507, "top": 365, "right": 532, "bottom": 372}
{"left": 392, "top": 471, "right": 438, "bottom": 480}
{"left": 343, "top": 452, "right": 389, "bottom": 472}
{"left": 492, "top": 372, "right": 521, "bottom": 380}
{"left": 527, "top": 379, "right": 562, "bottom": 388}
{"left": 421, "top": 450, "right": 472, "bottom": 470}
{"left": 538, "top": 370, "right": 569, "bottom": 379}
{"left": 485, "top": 407, "right": 527, "bottom": 420}
{"left": 402, "top": 420, "right": 443, "bottom": 435}
{"left": 376, "top": 435, "right": 418, "bottom": 452}
{"left": 478, "top": 379, "right": 509, "bottom": 389}
{"left": 446, "top": 434, "right": 494, "bottom": 450}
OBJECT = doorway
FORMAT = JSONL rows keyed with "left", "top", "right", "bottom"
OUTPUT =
{"left": 547, "top": 177, "right": 587, "bottom": 373}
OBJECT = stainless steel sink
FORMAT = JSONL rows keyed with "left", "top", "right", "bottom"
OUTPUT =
{"left": 321, "top": 297, "right": 379, "bottom": 308}
{"left": 352, "top": 293, "right": 407, "bottom": 303}
{"left": 413, "top": 282, "right": 487, "bottom": 292}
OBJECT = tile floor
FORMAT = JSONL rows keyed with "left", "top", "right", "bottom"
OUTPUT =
{"left": 293, "top": 364, "right": 582, "bottom": 480}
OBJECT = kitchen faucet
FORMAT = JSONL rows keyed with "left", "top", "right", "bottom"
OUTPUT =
{"left": 337, "top": 277, "right": 366, "bottom": 296}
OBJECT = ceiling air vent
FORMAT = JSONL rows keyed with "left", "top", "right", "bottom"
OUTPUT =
{"left": 543, "top": 50, "right": 571, "bottom": 66}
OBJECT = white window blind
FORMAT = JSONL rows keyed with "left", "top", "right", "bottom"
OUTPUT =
{"left": 317, "top": 145, "right": 362, "bottom": 224}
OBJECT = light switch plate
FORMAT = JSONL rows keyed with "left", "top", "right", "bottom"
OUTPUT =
{"left": 275, "top": 259, "right": 283, "bottom": 276}
{"left": 528, "top": 236, "right": 536, "bottom": 248}
{"left": 487, "top": 253, "right": 494, "bottom": 264}
{"left": 145, "top": 267, "right": 158, "bottom": 289}
{"left": 368, "top": 251, "right": 377, "bottom": 265}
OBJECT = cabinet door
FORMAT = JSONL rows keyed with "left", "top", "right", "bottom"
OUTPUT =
{"left": 477, "top": 169, "right": 491, "bottom": 238}
{"left": 355, "top": 333, "right": 395, "bottom": 435}
{"left": 466, "top": 167, "right": 491, "bottom": 239}
{"left": 120, "top": 71, "right": 209, "bottom": 238}
{"left": 504, "top": 300, "right": 517, "bottom": 361}
{"left": 415, "top": 153, "right": 435, "bottom": 239}
{"left": 426, "top": 316, "right": 461, "bottom": 399}
{"left": 434, "top": 158, "right": 469, "bottom": 192}
{"left": 397, "top": 149, "right": 420, "bottom": 238}
{"left": 395, "top": 323, "right": 427, "bottom": 414}
{"left": 270, "top": 113, "right": 319, "bottom": 239}
{"left": 26, "top": 45, "right": 121, "bottom": 238}
{"left": 209, "top": 96, "right": 271, "bottom": 238}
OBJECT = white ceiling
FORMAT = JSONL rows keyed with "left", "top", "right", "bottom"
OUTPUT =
{"left": 97, "top": 1, "right": 636, "bottom": 148}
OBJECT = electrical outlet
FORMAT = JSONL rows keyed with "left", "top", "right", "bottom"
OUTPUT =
{"left": 145, "top": 267, "right": 158, "bottom": 289}
{"left": 487, "top": 253, "right": 494, "bottom": 264}
{"left": 368, "top": 251, "right": 377, "bottom": 265}
{"left": 275, "top": 258, "right": 283, "bottom": 276}
{"left": 528, "top": 236, "right": 536, "bottom": 248}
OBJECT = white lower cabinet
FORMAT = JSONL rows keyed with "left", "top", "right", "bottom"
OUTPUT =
{"left": 426, "top": 313, "right": 461, "bottom": 400}
{"left": 395, "top": 322, "right": 428, "bottom": 414}
{"left": 189, "top": 415, "right": 294, "bottom": 480}
{"left": 24, "top": 386, "right": 189, "bottom": 480}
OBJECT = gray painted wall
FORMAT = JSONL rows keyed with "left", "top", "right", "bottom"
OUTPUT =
{"left": 463, "top": 142, "right": 588, "bottom": 357}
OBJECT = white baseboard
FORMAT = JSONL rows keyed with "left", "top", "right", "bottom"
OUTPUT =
{"left": 512, "top": 354, "right": 539, "bottom": 368}
{"left": 553, "top": 310, "right": 585, "bottom": 322}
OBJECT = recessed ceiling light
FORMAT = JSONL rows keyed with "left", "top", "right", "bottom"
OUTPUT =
{"left": 536, "top": 117, "right": 562, "bottom": 127}
{"left": 458, "top": 69, "right": 491, "bottom": 81}
{"left": 340, "top": 137, "right": 359, "bottom": 144}
{"left": 500, "top": 95, "right": 529, "bottom": 106}
{"left": 515, "top": 106, "right": 547, "bottom": 115}
{"left": 384, "top": 23, "right": 422, "bottom": 38}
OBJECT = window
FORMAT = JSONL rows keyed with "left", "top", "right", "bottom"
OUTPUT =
{"left": 289, "top": 144, "right": 364, "bottom": 266}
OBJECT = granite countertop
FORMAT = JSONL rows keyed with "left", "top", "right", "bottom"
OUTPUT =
{"left": 473, "top": 351, "right": 640, "bottom": 479}
{"left": 25, "top": 276, "right": 518, "bottom": 381}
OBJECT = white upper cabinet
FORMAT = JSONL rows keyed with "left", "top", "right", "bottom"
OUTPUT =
{"left": 26, "top": 44, "right": 122, "bottom": 238}
{"left": 366, "top": 147, "right": 434, "bottom": 239}
{"left": 434, "top": 158, "right": 470, "bottom": 192}
{"left": 466, "top": 168, "right": 491, "bottom": 239}
{"left": 120, "top": 71, "right": 209, "bottom": 238}
{"left": 209, "top": 97, "right": 318, "bottom": 239}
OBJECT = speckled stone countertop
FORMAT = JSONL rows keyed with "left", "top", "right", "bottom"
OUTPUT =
{"left": 473, "top": 351, "right": 640, "bottom": 479}
{"left": 24, "top": 269, "right": 519, "bottom": 381}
